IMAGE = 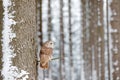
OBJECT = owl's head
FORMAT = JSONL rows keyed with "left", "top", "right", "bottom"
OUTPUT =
{"left": 44, "top": 41, "right": 54, "bottom": 48}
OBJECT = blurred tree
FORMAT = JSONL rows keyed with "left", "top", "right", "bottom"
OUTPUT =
{"left": 47, "top": 0, "right": 52, "bottom": 40}
{"left": 96, "top": 0, "right": 105, "bottom": 80}
{"left": 106, "top": 0, "right": 111, "bottom": 80}
{"left": 110, "top": 0, "right": 120, "bottom": 79}
{"left": 59, "top": 0, "right": 65, "bottom": 80}
{"left": 47, "top": 0, "right": 52, "bottom": 79}
{"left": 0, "top": 0, "right": 3, "bottom": 79}
{"left": 11, "top": 0, "right": 37, "bottom": 79}
{"left": 39, "top": 0, "right": 43, "bottom": 46}
{"left": 81, "top": 0, "right": 92, "bottom": 79}
{"left": 68, "top": 0, "right": 73, "bottom": 80}
{"left": 37, "top": 0, "right": 44, "bottom": 80}
{"left": 81, "top": 0, "right": 105, "bottom": 80}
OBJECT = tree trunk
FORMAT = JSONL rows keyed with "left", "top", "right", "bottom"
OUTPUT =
{"left": 0, "top": 0, "right": 3, "bottom": 79}
{"left": 2, "top": 0, "right": 37, "bottom": 79}
{"left": 68, "top": 0, "right": 73, "bottom": 80}
{"left": 37, "top": 0, "right": 43, "bottom": 80}
{"left": 106, "top": 0, "right": 111, "bottom": 80}
{"left": 59, "top": 0, "right": 65, "bottom": 80}
{"left": 81, "top": 0, "right": 92, "bottom": 79}
{"left": 47, "top": 0, "right": 52, "bottom": 79}
{"left": 47, "top": 0, "right": 52, "bottom": 40}
{"left": 39, "top": 0, "right": 43, "bottom": 46}
{"left": 81, "top": 0, "right": 105, "bottom": 80}
{"left": 110, "top": 0, "right": 120, "bottom": 79}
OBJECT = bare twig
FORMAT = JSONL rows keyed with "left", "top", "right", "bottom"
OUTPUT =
{"left": 51, "top": 57, "right": 61, "bottom": 60}
{"left": 37, "top": 57, "right": 61, "bottom": 62}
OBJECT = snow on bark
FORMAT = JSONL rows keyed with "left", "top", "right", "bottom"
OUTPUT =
{"left": 104, "top": 0, "right": 114, "bottom": 80}
{"left": 103, "top": 0, "right": 109, "bottom": 80}
{"left": 108, "top": 0, "right": 114, "bottom": 80}
{"left": 1, "top": 0, "right": 29, "bottom": 80}
{"left": 91, "top": 46, "right": 97, "bottom": 80}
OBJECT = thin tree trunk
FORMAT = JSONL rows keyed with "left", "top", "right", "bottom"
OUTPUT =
{"left": 97, "top": 0, "right": 105, "bottom": 80}
{"left": 110, "top": 0, "right": 120, "bottom": 79}
{"left": 68, "top": 0, "right": 73, "bottom": 80}
{"left": 106, "top": 0, "right": 111, "bottom": 80}
{"left": 47, "top": 0, "right": 52, "bottom": 79}
{"left": 80, "top": 0, "right": 86, "bottom": 80}
{"left": 59, "top": 0, "right": 65, "bottom": 80}
{"left": 81, "top": 0, "right": 92, "bottom": 79}
{"left": 39, "top": 0, "right": 43, "bottom": 46}
{"left": 81, "top": 0, "right": 88, "bottom": 79}
{"left": 37, "top": 0, "right": 44, "bottom": 80}
{"left": 0, "top": 0, "right": 3, "bottom": 79}
{"left": 47, "top": 0, "right": 52, "bottom": 40}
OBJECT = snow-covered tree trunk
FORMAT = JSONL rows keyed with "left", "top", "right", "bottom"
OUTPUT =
{"left": 0, "top": 0, "right": 3, "bottom": 79}
{"left": 1, "top": 0, "right": 37, "bottom": 80}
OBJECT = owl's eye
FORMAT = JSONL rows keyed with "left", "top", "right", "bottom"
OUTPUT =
{"left": 50, "top": 43, "right": 52, "bottom": 44}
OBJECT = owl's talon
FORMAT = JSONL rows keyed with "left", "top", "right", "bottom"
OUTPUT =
{"left": 49, "top": 56, "right": 53, "bottom": 61}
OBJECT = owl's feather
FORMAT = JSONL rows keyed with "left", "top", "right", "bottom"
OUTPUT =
{"left": 40, "top": 41, "right": 53, "bottom": 69}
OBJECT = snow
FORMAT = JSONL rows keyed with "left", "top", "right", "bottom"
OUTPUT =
{"left": 97, "top": 7, "right": 102, "bottom": 26}
{"left": 1, "top": 0, "right": 29, "bottom": 80}
{"left": 104, "top": 0, "right": 115, "bottom": 80}
{"left": 92, "top": 46, "right": 97, "bottom": 80}
{"left": 113, "top": 60, "right": 118, "bottom": 66}
{"left": 113, "top": 47, "right": 118, "bottom": 54}
{"left": 108, "top": 0, "right": 114, "bottom": 80}
{"left": 117, "top": 77, "right": 120, "bottom": 80}
{"left": 110, "top": 29, "right": 118, "bottom": 33}
{"left": 115, "top": 67, "right": 119, "bottom": 71}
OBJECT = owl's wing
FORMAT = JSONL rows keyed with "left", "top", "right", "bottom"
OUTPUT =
{"left": 40, "top": 47, "right": 53, "bottom": 63}
{"left": 40, "top": 47, "right": 53, "bottom": 55}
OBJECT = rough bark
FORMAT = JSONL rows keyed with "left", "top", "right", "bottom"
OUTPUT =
{"left": 110, "top": 0, "right": 120, "bottom": 79}
{"left": 0, "top": 0, "right": 3, "bottom": 79}
{"left": 97, "top": 0, "right": 105, "bottom": 80}
{"left": 11, "top": 0, "right": 37, "bottom": 80}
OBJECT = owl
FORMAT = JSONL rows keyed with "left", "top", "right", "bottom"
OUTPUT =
{"left": 40, "top": 41, "right": 54, "bottom": 69}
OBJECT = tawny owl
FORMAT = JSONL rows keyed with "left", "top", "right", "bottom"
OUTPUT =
{"left": 40, "top": 41, "right": 54, "bottom": 69}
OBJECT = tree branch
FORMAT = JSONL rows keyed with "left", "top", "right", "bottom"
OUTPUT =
{"left": 37, "top": 57, "right": 62, "bottom": 62}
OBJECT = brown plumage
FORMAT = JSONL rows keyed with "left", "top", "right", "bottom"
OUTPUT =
{"left": 40, "top": 41, "right": 54, "bottom": 69}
